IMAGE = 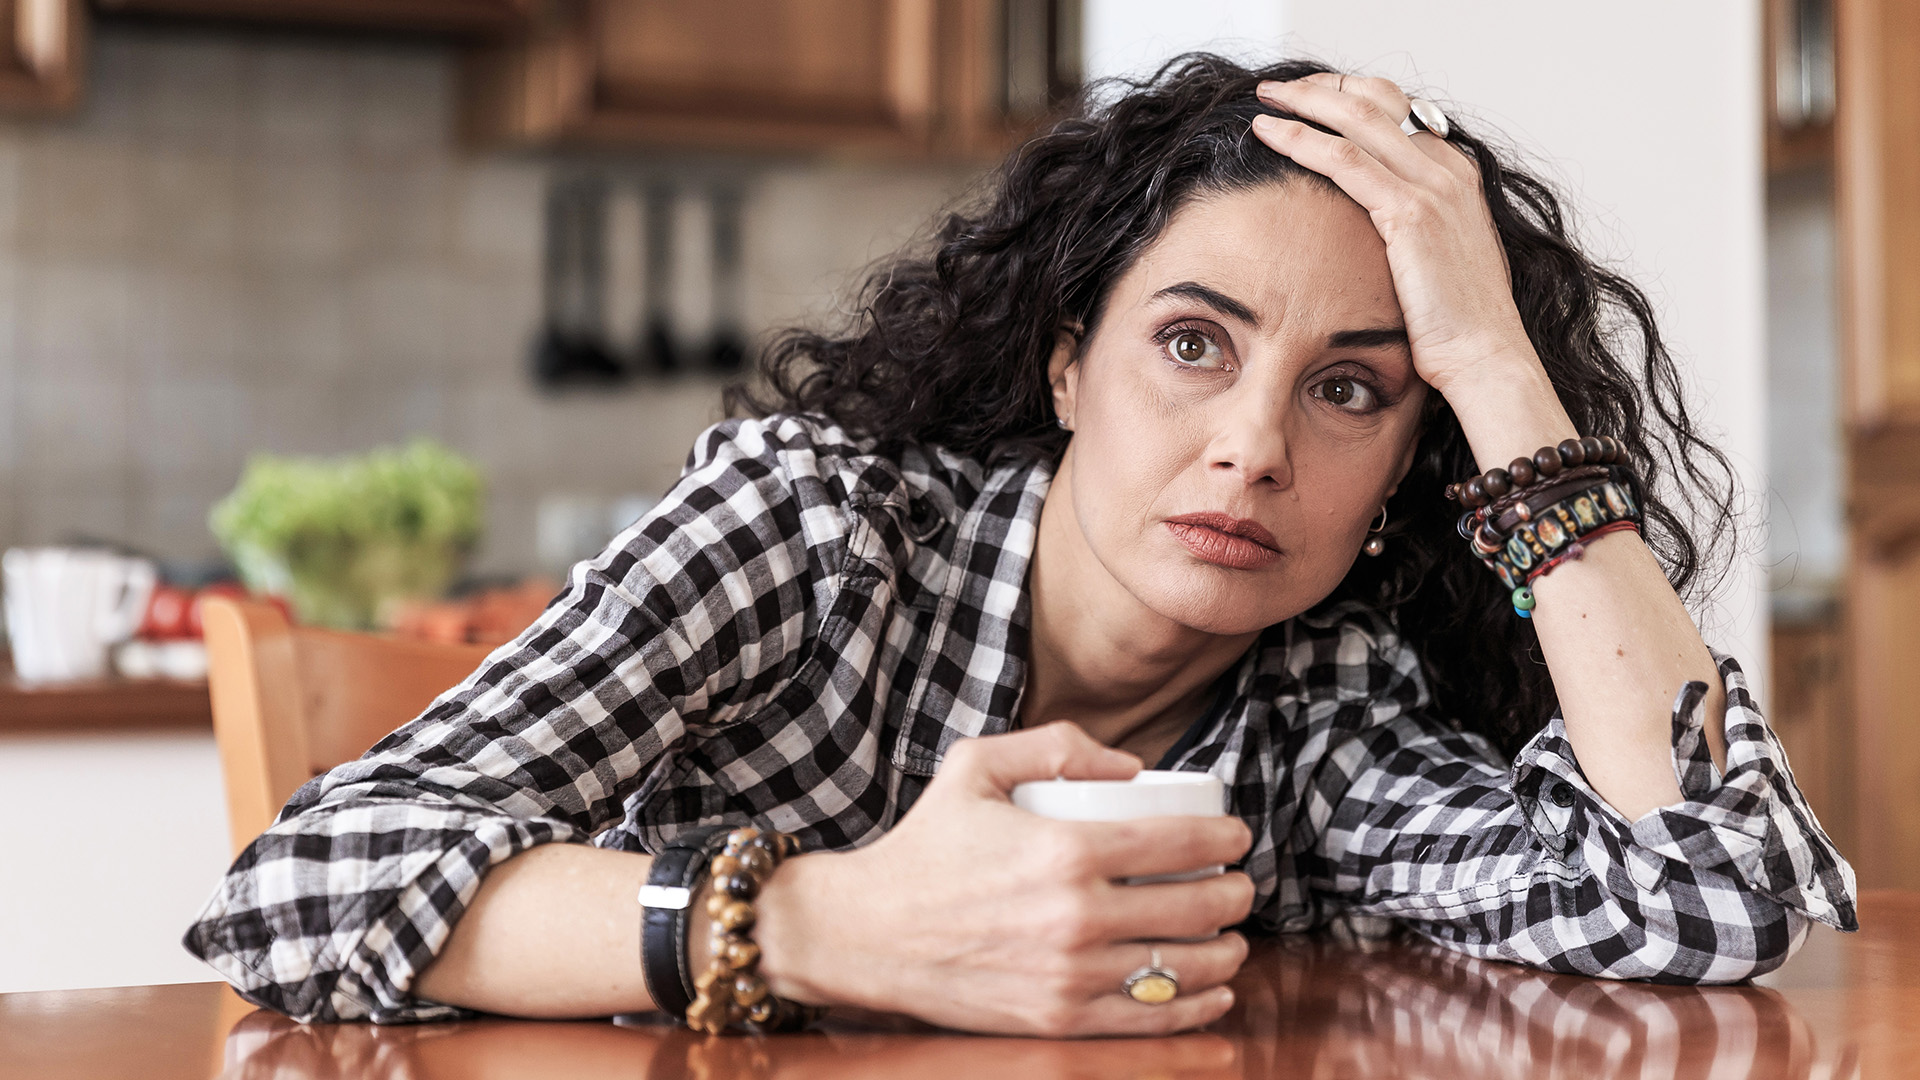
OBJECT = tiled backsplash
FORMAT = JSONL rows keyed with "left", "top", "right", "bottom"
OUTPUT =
{"left": 0, "top": 22, "right": 977, "bottom": 577}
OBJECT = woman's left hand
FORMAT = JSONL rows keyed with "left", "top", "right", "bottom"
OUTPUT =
{"left": 1250, "top": 75, "right": 1536, "bottom": 398}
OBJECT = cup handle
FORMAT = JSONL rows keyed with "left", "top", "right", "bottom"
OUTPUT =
{"left": 99, "top": 559, "right": 158, "bottom": 644}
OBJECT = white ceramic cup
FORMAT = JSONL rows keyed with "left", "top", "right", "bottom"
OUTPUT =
{"left": 2, "top": 547, "right": 157, "bottom": 683}
{"left": 1012, "top": 771, "right": 1228, "bottom": 885}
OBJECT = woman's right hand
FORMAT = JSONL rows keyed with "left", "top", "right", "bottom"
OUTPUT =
{"left": 753, "top": 721, "right": 1256, "bottom": 1036}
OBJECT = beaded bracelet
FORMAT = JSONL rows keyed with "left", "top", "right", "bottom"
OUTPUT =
{"left": 1483, "top": 474, "right": 1639, "bottom": 585}
{"left": 1460, "top": 465, "right": 1617, "bottom": 557}
{"left": 1445, "top": 436, "right": 1629, "bottom": 510}
{"left": 684, "top": 827, "right": 828, "bottom": 1035}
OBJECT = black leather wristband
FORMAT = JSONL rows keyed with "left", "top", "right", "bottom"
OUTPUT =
{"left": 639, "top": 826, "right": 732, "bottom": 1022}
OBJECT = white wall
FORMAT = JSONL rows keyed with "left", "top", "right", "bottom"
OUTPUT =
{"left": 0, "top": 733, "right": 232, "bottom": 992}
{"left": 1083, "top": 0, "right": 1286, "bottom": 82}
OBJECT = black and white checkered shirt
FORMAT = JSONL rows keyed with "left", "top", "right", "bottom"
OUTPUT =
{"left": 184, "top": 415, "right": 1858, "bottom": 1023}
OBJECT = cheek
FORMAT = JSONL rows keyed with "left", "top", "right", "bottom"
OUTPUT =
{"left": 1291, "top": 438, "right": 1407, "bottom": 533}
{"left": 1070, "top": 357, "right": 1202, "bottom": 504}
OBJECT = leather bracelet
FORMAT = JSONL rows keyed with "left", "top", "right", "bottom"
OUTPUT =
{"left": 639, "top": 825, "right": 733, "bottom": 1022}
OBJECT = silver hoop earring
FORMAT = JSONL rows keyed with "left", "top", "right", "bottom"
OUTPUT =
{"left": 1363, "top": 505, "right": 1388, "bottom": 557}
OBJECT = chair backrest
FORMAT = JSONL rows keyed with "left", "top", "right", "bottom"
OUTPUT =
{"left": 201, "top": 597, "right": 494, "bottom": 856}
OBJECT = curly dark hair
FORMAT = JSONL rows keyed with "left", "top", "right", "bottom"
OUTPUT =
{"left": 727, "top": 54, "right": 1738, "bottom": 756}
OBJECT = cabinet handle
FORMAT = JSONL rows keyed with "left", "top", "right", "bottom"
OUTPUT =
{"left": 15, "top": 0, "right": 66, "bottom": 77}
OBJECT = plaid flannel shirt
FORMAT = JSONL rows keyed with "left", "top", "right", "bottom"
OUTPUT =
{"left": 184, "top": 415, "right": 1858, "bottom": 1023}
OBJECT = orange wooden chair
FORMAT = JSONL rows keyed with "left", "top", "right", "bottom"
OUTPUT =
{"left": 201, "top": 597, "right": 495, "bottom": 857}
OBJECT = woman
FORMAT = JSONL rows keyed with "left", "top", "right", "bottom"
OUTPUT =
{"left": 186, "top": 57, "right": 1856, "bottom": 1037}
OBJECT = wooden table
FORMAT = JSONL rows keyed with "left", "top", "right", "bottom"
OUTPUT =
{"left": 5, "top": 891, "right": 1917, "bottom": 1080}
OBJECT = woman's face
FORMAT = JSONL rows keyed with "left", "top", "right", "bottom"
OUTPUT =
{"left": 1050, "top": 179, "right": 1429, "bottom": 636}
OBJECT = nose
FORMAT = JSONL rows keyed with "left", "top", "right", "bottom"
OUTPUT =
{"left": 1206, "top": 380, "right": 1294, "bottom": 490}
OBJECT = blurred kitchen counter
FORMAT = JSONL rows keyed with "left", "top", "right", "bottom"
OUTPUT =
{"left": 0, "top": 657, "right": 211, "bottom": 735}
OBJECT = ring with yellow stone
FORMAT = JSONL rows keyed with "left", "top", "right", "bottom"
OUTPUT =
{"left": 1123, "top": 947, "right": 1180, "bottom": 1005}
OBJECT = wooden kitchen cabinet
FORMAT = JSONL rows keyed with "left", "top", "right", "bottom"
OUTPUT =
{"left": 0, "top": 0, "right": 84, "bottom": 113}
{"left": 1836, "top": 0, "right": 1920, "bottom": 887}
{"left": 463, "top": 0, "right": 1076, "bottom": 157}
{"left": 91, "top": 0, "right": 542, "bottom": 37}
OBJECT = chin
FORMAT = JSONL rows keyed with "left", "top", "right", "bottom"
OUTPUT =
{"left": 1130, "top": 562, "right": 1314, "bottom": 636}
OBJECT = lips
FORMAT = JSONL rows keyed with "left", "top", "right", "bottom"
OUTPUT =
{"left": 1163, "top": 512, "right": 1282, "bottom": 570}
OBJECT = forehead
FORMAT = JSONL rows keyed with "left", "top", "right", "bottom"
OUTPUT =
{"left": 1111, "top": 180, "right": 1399, "bottom": 328}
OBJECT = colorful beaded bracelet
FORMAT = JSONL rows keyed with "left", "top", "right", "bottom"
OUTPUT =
{"left": 1460, "top": 464, "right": 1617, "bottom": 557}
{"left": 1445, "top": 436, "right": 1629, "bottom": 510}
{"left": 684, "top": 827, "right": 828, "bottom": 1035}
{"left": 1479, "top": 476, "right": 1643, "bottom": 591}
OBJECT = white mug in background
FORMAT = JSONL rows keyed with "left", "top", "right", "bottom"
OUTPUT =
{"left": 2, "top": 547, "right": 157, "bottom": 684}
{"left": 1012, "top": 771, "right": 1229, "bottom": 884}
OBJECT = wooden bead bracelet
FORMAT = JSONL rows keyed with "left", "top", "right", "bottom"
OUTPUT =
{"left": 1445, "top": 436, "right": 1629, "bottom": 509}
{"left": 684, "top": 826, "right": 827, "bottom": 1035}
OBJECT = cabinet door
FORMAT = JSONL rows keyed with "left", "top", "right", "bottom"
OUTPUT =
{"left": 1837, "top": 0, "right": 1920, "bottom": 888}
{"left": 468, "top": 0, "right": 942, "bottom": 153}
{"left": 468, "top": 0, "right": 1089, "bottom": 158}
{"left": 92, "top": 0, "right": 537, "bottom": 37}
{"left": 0, "top": 0, "right": 83, "bottom": 113}
{"left": 595, "top": 0, "right": 931, "bottom": 130}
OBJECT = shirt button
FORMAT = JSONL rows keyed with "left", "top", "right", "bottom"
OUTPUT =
{"left": 1548, "top": 783, "right": 1576, "bottom": 808}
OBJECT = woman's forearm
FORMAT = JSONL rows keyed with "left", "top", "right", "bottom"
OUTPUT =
{"left": 1446, "top": 360, "right": 1726, "bottom": 821}
{"left": 413, "top": 844, "right": 670, "bottom": 1018}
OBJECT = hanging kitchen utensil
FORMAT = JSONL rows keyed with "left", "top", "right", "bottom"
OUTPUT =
{"left": 532, "top": 176, "right": 623, "bottom": 387}
{"left": 706, "top": 182, "right": 748, "bottom": 373}
{"left": 639, "top": 180, "right": 679, "bottom": 376}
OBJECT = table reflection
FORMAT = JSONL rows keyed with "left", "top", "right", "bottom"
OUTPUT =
{"left": 215, "top": 936, "right": 1858, "bottom": 1080}
{"left": 1230, "top": 935, "right": 1856, "bottom": 1080}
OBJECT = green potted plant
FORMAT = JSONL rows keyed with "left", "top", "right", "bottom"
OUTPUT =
{"left": 210, "top": 441, "right": 483, "bottom": 630}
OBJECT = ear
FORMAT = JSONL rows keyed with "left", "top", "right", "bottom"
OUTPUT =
{"left": 1047, "top": 325, "right": 1083, "bottom": 429}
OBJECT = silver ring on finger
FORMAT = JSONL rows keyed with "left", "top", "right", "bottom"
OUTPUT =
{"left": 1123, "top": 946, "right": 1180, "bottom": 1005}
{"left": 1400, "top": 97, "right": 1451, "bottom": 139}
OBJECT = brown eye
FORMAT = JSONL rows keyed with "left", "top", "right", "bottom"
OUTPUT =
{"left": 1312, "top": 376, "right": 1378, "bottom": 411}
{"left": 1172, "top": 332, "right": 1208, "bottom": 364}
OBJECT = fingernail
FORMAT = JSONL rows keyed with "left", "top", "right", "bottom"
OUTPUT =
{"left": 1216, "top": 987, "right": 1235, "bottom": 1005}
{"left": 1256, "top": 80, "right": 1284, "bottom": 97}
{"left": 1251, "top": 114, "right": 1278, "bottom": 132}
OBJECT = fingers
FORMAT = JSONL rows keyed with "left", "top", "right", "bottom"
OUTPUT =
{"left": 1299, "top": 71, "right": 1410, "bottom": 130}
{"left": 942, "top": 722, "right": 1142, "bottom": 797}
{"left": 1298, "top": 73, "right": 1472, "bottom": 179}
{"left": 1258, "top": 75, "right": 1475, "bottom": 185}
{"left": 1088, "top": 932, "right": 1250, "bottom": 999}
{"left": 1065, "top": 984, "right": 1238, "bottom": 1037}
{"left": 1039, "top": 935, "right": 1247, "bottom": 1037}
{"left": 1062, "top": 813, "right": 1253, "bottom": 879}
{"left": 1250, "top": 114, "right": 1405, "bottom": 214}
{"left": 1256, "top": 77, "right": 1448, "bottom": 186}
{"left": 1086, "top": 872, "right": 1257, "bottom": 942}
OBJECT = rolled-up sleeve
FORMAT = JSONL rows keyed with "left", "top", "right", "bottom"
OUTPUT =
{"left": 1311, "top": 651, "right": 1857, "bottom": 984}
{"left": 182, "top": 419, "right": 822, "bottom": 1023}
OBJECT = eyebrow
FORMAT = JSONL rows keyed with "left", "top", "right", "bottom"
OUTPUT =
{"left": 1151, "top": 282, "right": 1260, "bottom": 327}
{"left": 1328, "top": 327, "right": 1411, "bottom": 350}
{"left": 1152, "top": 282, "right": 1411, "bottom": 351}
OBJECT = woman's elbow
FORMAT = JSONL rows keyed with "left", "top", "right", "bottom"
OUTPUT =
{"left": 1588, "top": 894, "right": 1806, "bottom": 985}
